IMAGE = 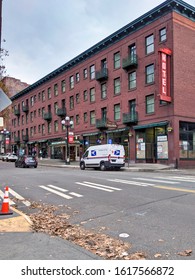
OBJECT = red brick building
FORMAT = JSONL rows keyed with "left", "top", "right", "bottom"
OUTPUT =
{"left": 10, "top": 0, "right": 195, "bottom": 167}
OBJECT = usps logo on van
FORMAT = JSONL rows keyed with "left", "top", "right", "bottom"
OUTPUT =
{"left": 114, "top": 150, "right": 120, "bottom": 156}
{"left": 91, "top": 150, "right": 97, "bottom": 156}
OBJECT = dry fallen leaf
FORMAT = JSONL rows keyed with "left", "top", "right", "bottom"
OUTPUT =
{"left": 177, "top": 250, "right": 192, "bottom": 257}
{"left": 29, "top": 202, "right": 146, "bottom": 260}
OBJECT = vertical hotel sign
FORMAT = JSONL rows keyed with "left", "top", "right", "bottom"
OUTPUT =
{"left": 159, "top": 48, "right": 172, "bottom": 102}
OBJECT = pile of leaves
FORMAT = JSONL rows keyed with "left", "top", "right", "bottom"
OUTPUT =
{"left": 29, "top": 203, "right": 146, "bottom": 260}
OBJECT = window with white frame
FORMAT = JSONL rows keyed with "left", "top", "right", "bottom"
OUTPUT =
{"left": 114, "top": 104, "right": 120, "bottom": 120}
{"left": 145, "top": 64, "right": 154, "bottom": 84}
{"left": 145, "top": 34, "right": 154, "bottom": 54}
{"left": 146, "top": 94, "right": 154, "bottom": 114}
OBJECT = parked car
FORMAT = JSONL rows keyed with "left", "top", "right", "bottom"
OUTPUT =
{"left": 2, "top": 153, "right": 18, "bottom": 162}
{"left": 0, "top": 153, "right": 5, "bottom": 160}
{"left": 15, "top": 155, "right": 38, "bottom": 168}
{"left": 7, "top": 154, "right": 18, "bottom": 162}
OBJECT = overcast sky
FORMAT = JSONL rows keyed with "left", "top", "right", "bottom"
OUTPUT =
{"left": 2, "top": 0, "right": 195, "bottom": 85}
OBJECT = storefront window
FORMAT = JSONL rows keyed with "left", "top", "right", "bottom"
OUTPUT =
{"left": 179, "top": 122, "right": 195, "bottom": 159}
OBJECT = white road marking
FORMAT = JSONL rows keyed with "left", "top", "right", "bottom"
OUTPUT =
{"left": 47, "top": 184, "right": 68, "bottom": 192}
{"left": 83, "top": 181, "right": 122, "bottom": 191}
{"left": 75, "top": 182, "right": 113, "bottom": 192}
{"left": 69, "top": 192, "right": 83, "bottom": 197}
{"left": 0, "top": 189, "right": 15, "bottom": 205}
{"left": 108, "top": 178, "right": 155, "bottom": 187}
{"left": 8, "top": 188, "right": 31, "bottom": 206}
{"left": 39, "top": 185, "right": 73, "bottom": 199}
{"left": 132, "top": 177, "right": 178, "bottom": 184}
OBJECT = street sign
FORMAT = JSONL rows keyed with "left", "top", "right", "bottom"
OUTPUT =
{"left": 0, "top": 88, "right": 12, "bottom": 111}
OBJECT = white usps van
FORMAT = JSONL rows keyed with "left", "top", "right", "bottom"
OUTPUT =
{"left": 80, "top": 144, "right": 125, "bottom": 171}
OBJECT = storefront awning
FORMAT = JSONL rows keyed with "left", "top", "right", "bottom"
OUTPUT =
{"left": 133, "top": 121, "right": 168, "bottom": 130}
{"left": 37, "top": 139, "right": 48, "bottom": 143}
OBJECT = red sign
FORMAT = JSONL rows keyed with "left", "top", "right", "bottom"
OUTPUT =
{"left": 68, "top": 135, "right": 74, "bottom": 143}
{"left": 159, "top": 48, "right": 172, "bottom": 102}
{"left": 5, "top": 138, "right": 10, "bottom": 144}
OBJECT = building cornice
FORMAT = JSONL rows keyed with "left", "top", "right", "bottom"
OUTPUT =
{"left": 11, "top": 0, "right": 195, "bottom": 101}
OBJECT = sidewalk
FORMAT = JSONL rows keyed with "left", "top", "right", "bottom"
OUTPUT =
{"left": 38, "top": 158, "right": 175, "bottom": 172}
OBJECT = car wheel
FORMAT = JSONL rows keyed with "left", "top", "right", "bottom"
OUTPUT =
{"left": 100, "top": 162, "right": 106, "bottom": 171}
{"left": 34, "top": 165, "right": 37, "bottom": 168}
{"left": 22, "top": 163, "right": 25, "bottom": 168}
{"left": 80, "top": 162, "right": 85, "bottom": 170}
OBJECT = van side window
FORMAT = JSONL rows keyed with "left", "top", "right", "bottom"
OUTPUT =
{"left": 83, "top": 151, "right": 89, "bottom": 158}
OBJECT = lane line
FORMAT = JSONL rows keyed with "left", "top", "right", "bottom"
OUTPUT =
{"left": 39, "top": 185, "right": 72, "bottom": 199}
{"left": 153, "top": 185, "right": 195, "bottom": 194}
{"left": 83, "top": 181, "right": 121, "bottom": 191}
{"left": 75, "top": 182, "right": 113, "bottom": 192}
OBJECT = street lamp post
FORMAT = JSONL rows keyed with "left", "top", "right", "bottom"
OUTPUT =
{"left": 61, "top": 116, "right": 73, "bottom": 165}
{"left": 1, "top": 128, "right": 10, "bottom": 154}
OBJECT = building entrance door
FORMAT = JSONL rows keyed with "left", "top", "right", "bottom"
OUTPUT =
{"left": 145, "top": 128, "right": 156, "bottom": 163}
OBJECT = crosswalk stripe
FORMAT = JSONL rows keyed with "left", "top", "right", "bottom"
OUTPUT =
{"left": 39, "top": 185, "right": 73, "bottom": 199}
{"left": 75, "top": 182, "right": 113, "bottom": 192}
{"left": 47, "top": 184, "right": 68, "bottom": 192}
{"left": 132, "top": 177, "right": 178, "bottom": 184}
{"left": 108, "top": 178, "right": 155, "bottom": 187}
{"left": 9, "top": 188, "right": 31, "bottom": 206}
{"left": 83, "top": 181, "right": 121, "bottom": 191}
{"left": 69, "top": 192, "right": 83, "bottom": 197}
{"left": 156, "top": 176, "right": 195, "bottom": 183}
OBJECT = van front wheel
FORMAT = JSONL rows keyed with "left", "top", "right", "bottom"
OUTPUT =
{"left": 80, "top": 162, "right": 85, "bottom": 170}
{"left": 100, "top": 162, "right": 106, "bottom": 171}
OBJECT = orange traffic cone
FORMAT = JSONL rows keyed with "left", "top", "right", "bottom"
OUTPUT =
{"left": 0, "top": 186, "right": 13, "bottom": 215}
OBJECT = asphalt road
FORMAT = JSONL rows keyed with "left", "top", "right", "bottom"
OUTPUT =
{"left": 1, "top": 161, "right": 195, "bottom": 259}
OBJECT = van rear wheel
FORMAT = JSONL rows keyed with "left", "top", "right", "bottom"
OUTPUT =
{"left": 80, "top": 162, "right": 85, "bottom": 170}
{"left": 100, "top": 162, "right": 106, "bottom": 171}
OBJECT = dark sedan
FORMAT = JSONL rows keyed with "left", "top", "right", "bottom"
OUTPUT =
{"left": 15, "top": 155, "right": 38, "bottom": 168}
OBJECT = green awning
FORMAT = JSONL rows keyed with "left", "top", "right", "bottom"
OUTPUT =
{"left": 133, "top": 121, "right": 168, "bottom": 130}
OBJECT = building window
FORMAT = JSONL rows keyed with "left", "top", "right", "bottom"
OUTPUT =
{"left": 48, "top": 87, "right": 51, "bottom": 99}
{"left": 129, "top": 44, "right": 136, "bottom": 57}
{"left": 90, "top": 87, "right": 95, "bottom": 102}
{"left": 76, "top": 114, "right": 80, "bottom": 124}
{"left": 54, "top": 120, "right": 58, "bottom": 132}
{"left": 146, "top": 94, "right": 154, "bottom": 114}
{"left": 70, "top": 75, "right": 74, "bottom": 89}
{"left": 61, "top": 80, "right": 66, "bottom": 93}
{"left": 114, "top": 78, "right": 120, "bottom": 95}
{"left": 42, "top": 124, "right": 45, "bottom": 135}
{"left": 101, "top": 83, "right": 107, "bottom": 99}
{"left": 83, "top": 68, "right": 88, "bottom": 79}
{"left": 54, "top": 84, "right": 58, "bottom": 96}
{"left": 30, "top": 96, "right": 34, "bottom": 107}
{"left": 159, "top": 28, "right": 166, "bottom": 42}
{"left": 22, "top": 115, "right": 24, "bottom": 125}
{"left": 48, "top": 122, "right": 52, "bottom": 134}
{"left": 128, "top": 71, "right": 136, "bottom": 89}
{"left": 76, "top": 72, "right": 80, "bottom": 83}
{"left": 84, "top": 112, "right": 88, "bottom": 122}
{"left": 30, "top": 112, "right": 33, "bottom": 122}
{"left": 179, "top": 121, "right": 195, "bottom": 159}
{"left": 54, "top": 102, "right": 58, "bottom": 114}
{"left": 83, "top": 90, "right": 88, "bottom": 101}
{"left": 90, "top": 64, "right": 95, "bottom": 80}
{"left": 114, "top": 104, "right": 120, "bottom": 120}
{"left": 145, "top": 34, "right": 154, "bottom": 54}
{"left": 38, "top": 92, "right": 41, "bottom": 101}
{"left": 70, "top": 96, "right": 74, "bottom": 109}
{"left": 76, "top": 93, "right": 80, "bottom": 104}
{"left": 42, "top": 91, "right": 45, "bottom": 102}
{"left": 114, "top": 52, "right": 120, "bottom": 69}
{"left": 146, "top": 64, "right": 154, "bottom": 84}
{"left": 38, "top": 125, "right": 41, "bottom": 133}
{"left": 90, "top": 110, "right": 95, "bottom": 125}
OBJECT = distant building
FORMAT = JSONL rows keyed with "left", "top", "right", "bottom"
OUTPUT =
{"left": 10, "top": 0, "right": 195, "bottom": 168}
{"left": 0, "top": 77, "right": 29, "bottom": 153}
